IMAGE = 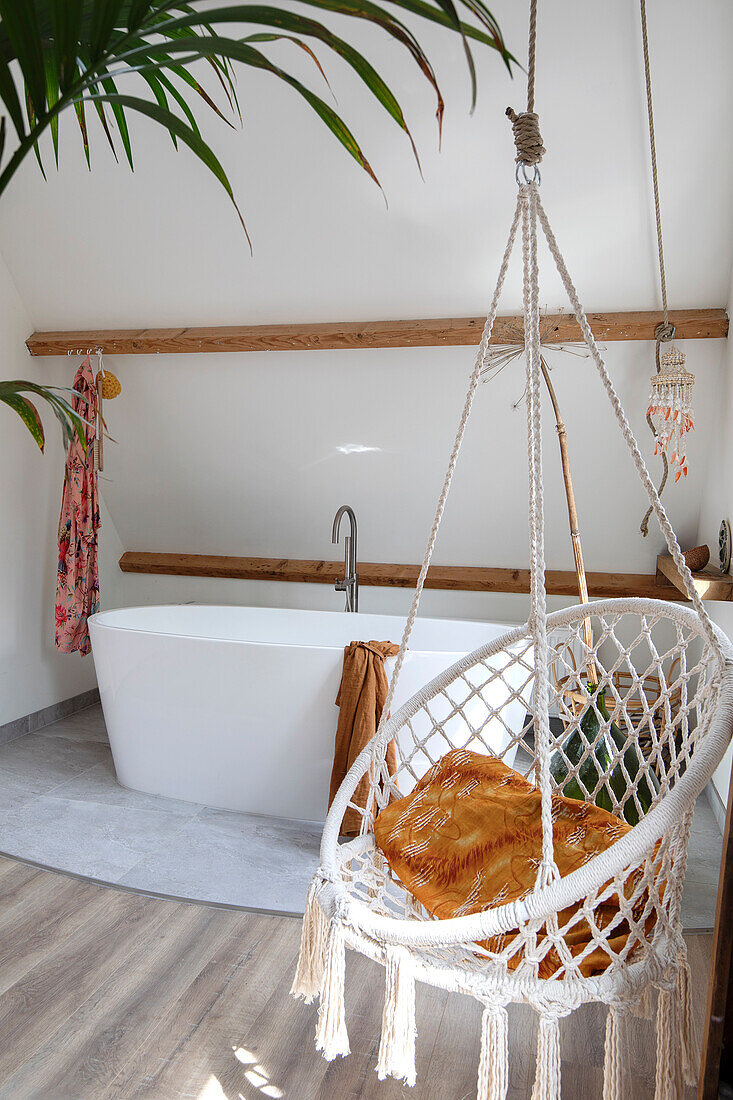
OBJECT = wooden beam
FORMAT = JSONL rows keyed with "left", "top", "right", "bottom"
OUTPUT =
{"left": 27, "top": 308, "right": 728, "bottom": 356}
{"left": 656, "top": 554, "right": 733, "bottom": 602}
{"left": 119, "top": 551, "right": 681, "bottom": 601}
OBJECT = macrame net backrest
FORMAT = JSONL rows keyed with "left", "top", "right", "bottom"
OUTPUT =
{"left": 325, "top": 601, "right": 724, "bottom": 976}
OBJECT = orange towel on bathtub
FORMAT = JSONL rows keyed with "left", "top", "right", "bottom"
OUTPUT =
{"left": 328, "top": 640, "right": 400, "bottom": 837}
{"left": 374, "top": 749, "right": 656, "bottom": 977}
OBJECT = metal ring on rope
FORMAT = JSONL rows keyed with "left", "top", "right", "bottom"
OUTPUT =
{"left": 516, "top": 162, "right": 541, "bottom": 187}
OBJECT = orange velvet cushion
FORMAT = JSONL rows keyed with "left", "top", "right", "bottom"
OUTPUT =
{"left": 374, "top": 748, "right": 651, "bottom": 978}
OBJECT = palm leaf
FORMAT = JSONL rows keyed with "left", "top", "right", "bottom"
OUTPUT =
{"left": 118, "top": 10, "right": 420, "bottom": 159}
{"left": 0, "top": 0, "right": 514, "bottom": 230}
{"left": 0, "top": 0, "right": 45, "bottom": 115}
{"left": 0, "top": 392, "right": 45, "bottom": 451}
{"left": 103, "top": 37, "right": 383, "bottom": 189}
{"left": 0, "top": 381, "right": 90, "bottom": 452}
{"left": 88, "top": 90, "right": 253, "bottom": 246}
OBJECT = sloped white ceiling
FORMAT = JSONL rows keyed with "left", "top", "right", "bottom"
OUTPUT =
{"left": 0, "top": 0, "right": 729, "bottom": 597}
{"left": 0, "top": 0, "right": 731, "bottom": 325}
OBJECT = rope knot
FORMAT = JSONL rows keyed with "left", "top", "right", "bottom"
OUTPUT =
{"left": 506, "top": 107, "right": 545, "bottom": 165}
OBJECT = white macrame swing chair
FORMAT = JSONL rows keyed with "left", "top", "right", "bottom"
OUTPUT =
{"left": 291, "top": 3, "right": 733, "bottom": 1096}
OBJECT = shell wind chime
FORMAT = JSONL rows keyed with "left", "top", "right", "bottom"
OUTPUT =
{"left": 638, "top": 0, "right": 695, "bottom": 535}
{"left": 647, "top": 345, "right": 694, "bottom": 482}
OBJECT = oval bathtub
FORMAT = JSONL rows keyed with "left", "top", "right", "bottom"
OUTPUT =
{"left": 89, "top": 605, "right": 528, "bottom": 821}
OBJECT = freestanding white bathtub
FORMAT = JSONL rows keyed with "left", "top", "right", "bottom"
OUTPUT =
{"left": 89, "top": 605, "right": 529, "bottom": 821}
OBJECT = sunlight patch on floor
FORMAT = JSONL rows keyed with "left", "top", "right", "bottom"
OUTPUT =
{"left": 230, "top": 1046, "right": 284, "bottom": 1098}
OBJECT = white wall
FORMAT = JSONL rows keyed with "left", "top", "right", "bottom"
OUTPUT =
{"left": 0, "top": 252, "right": 125, "bottom": 726}
{"left": 0, "top": 0, "right": 730, "bottom": 326}
{"left": 92, "top": 332, "right": 722, "bottom": 594}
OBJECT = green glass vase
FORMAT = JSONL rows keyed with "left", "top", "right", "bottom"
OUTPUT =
{"left": 549, "top": 685, "right": 660, "bottom": 826}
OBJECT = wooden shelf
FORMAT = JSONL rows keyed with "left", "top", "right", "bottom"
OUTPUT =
{"left": 656, "top": 554, "right": 733, "bottom": 602}
{"left": 27, "top": 308, "right": 728, "bottom": 357}
{"left": 120, "top": 552, "right": 682, "bottom": 600}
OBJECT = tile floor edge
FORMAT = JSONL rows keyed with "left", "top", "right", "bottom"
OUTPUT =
{"left": 0, "top": 845, "right": 303, "bottom": 919}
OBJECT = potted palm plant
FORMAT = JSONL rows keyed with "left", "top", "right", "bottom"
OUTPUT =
{"left": 0, "top": 0, "right": 514, "bottom": 447}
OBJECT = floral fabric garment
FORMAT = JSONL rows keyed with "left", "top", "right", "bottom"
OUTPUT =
{"left": 55, "top": 355, "right": 100, "bottom": 655}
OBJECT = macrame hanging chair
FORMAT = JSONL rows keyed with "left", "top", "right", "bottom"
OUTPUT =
{"left": 291, "top": 2, "right": 733, "bottom": 1096}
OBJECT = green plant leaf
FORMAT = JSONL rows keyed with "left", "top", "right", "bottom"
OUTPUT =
{"left": 0, "top": 380, "right": 89, "bottom": 452}
{"left": 88, "top": 91, "right": 253, "bottom": 246}
{"left": 90, "top": 0, "right": 126, "bottom": 61}
{"left": 106, "top": 37, "right": 382, "bottom": 190}
{"left": 91, "top": 95, "right": 119, "bottom": 160}
{"left": 0, "top": 392, "right": 45, "bottom": 451}
{"left": 0, "top": 0, "right": 514, "bottom": 232}
{"left": 25, "top": 88, "right": 46, "bottom": 180}
{"left": 293, "top": 0, "right": 445, "bottom": 135}
{"left": 44, "top": 56, "right": 61, "bottom": 167}
{"left": 140, "top": 70, "right": 177, "bottom": 146}
{"left": 127, "top": 0, "right": 153, "bottom": 31}
{"left": 100, "top": 75, "right": 134, "bottom": 169}
{"left": 0, "top": 47, "right": 26, "bottom": 140}
{"left": 125, "top": 4, "right": 428, "bottom": 150}
{"left": 74, "top": 92, "right": 91, "bottom": 169}
{"left": 0, "top": 0, "right": 46, "bottom": 116}
{"left": 49, "top": 0, "right": 85, "bottom": 92}
{"left": 243, "top": 33, "right": 334, "bottom": 96}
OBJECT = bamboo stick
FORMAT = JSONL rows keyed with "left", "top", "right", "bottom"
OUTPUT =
{"left": 539, "top": 356, "right": 598, "bottom": 685}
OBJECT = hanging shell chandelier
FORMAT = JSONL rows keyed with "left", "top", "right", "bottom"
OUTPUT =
{"left": 647, "top": 344, "right": 695, "bottom": 482}
{"left": 638, "top": 0, "right": 695, "bottom": 535}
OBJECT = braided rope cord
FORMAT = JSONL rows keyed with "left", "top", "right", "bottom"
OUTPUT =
{"left": 639, "top": 0, "right": 677, "bottom": 533}
{"left": 640, "top": 0, "right": 669, "bottom": 328}
{"left": 526, "top": 0, "right": 537, "bottom": 114}
{"left": 358, "top": 195, "right": 524, "bottom": 833}
{"left": 521, "top": 184, "right": 558, "bottom": 882}
{"left": 534, "top": 191, "right": 724, "bottom": 665}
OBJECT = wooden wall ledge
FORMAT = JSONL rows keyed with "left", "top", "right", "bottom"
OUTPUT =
{"left": 119, "top": 552, "right": 683, "bottom": 601}
{"left": 28, "top": 308, "right": 728, "bottom": 356}
{"left": 656, "top": 554, "right": 733, "bottom": 602}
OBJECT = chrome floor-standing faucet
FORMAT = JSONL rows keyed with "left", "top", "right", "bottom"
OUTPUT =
{"left": 332, "top": 505, "right": 359, "bottom": 612}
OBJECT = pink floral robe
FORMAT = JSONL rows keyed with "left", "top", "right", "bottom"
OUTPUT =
{"left": 55, "top": 356, "right": 100, "bottom": 655}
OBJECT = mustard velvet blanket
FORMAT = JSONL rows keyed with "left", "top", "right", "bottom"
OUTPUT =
{"left": 374, "top": 748, "right": 652, "bottom": 978}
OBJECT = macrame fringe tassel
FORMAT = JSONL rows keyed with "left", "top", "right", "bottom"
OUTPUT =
{"left": 602, "top": 1007, "right": 626, "bottom": 1100}
{"left": 376, "top": 946, "right": 417, "bottom": 1086}
{"left": 630, "top": 985, "right": 654, "bottom": 1021}
{"left": 655, "top": 987, "right": 682, "bottom": 1100}
{"left": 290, "top": 878, "right": 327, "bottom": 1003}
{"left": 315, "top": 919, "right": 350, "bottom": 1061}
{"left": 677, "top": 956, "right": 700, "bottom": 1086}
{"left": 477, "top": 1005, "right": 509, "bottom": 1100}
{"left": 531, "top": 1014, "right": 561, "bottom": 1100}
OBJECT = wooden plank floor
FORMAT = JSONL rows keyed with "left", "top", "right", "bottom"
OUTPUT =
{"left": 0, "top": 855, "right": 712, "bottom": 1099}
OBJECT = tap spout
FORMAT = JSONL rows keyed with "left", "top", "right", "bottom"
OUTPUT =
{"left": 332, "top": 505, "right": 359, "bottom": 612}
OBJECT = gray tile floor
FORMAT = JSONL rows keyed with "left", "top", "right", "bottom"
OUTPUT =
{"left": 0, "top": 703, "right": 723, "bottom": 927}
{"left": 0, "top": 704, "right": 321, "bottom": 914}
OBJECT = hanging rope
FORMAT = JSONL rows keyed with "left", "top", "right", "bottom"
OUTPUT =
{"left": 640, "top": 0, "right": 669, "bottom": 332}
{"left": 521, "top": 183, "right": 558, "bottom": 884}
{"left": 639, "top": 0, "right": 675, "bottom": 533}
{"left": 359, "top": 195, "right": 524, "bottom": 833}
{"left": 506, "top": 0, "right": 545, "bottom": 167}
